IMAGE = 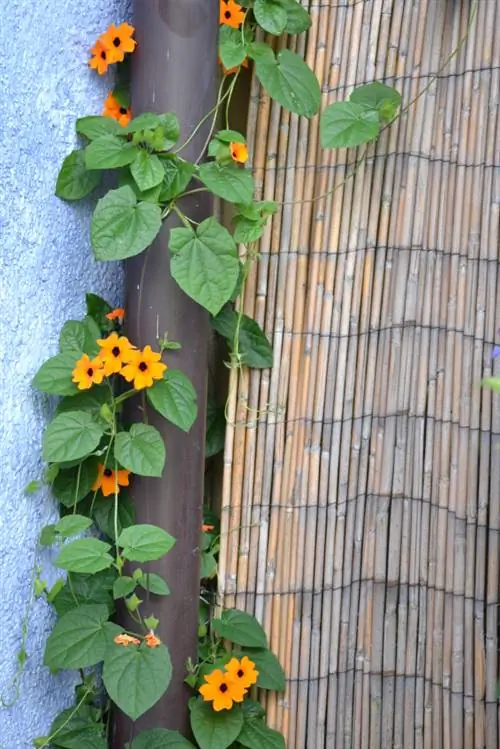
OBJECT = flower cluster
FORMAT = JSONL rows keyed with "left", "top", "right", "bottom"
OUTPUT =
{"left": 199, "top": 656, "right": 258, "bottom": 711}
{"left": 71, "top": 316, "right": 167, "bottom": 392}
{"left": 89, "top": 23, "right": 136, "bottom": 75}
{"left": 114, "top": 631, "right": 161, "bottom": 649}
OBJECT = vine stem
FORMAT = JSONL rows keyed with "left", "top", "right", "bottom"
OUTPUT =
{"left": 39, "top": 687, "right": 93, "bottom": 748}
{"left": 278, "top": 0, "right": 478, "bottom": 207}
{"left": 174, "top": 75, "right": 229, "bottom": 157}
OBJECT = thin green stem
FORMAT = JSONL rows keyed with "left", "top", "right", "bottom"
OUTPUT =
{"left": 174, "top": 76, "right": 229, "bottom": 156}
{"left": 40, "top": 687, "right": 92, "bottom": 748}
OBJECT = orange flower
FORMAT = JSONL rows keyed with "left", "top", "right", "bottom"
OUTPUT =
{"left": 103, "top": 94, "right": 132, "bottom": 127}
{"left": 114, "top": 633, "right": 140, "bottom": 646}
{"left": 230, "top": 142, "right": 248, "bottom": 164}
{"left": 202, "top": 524, "right": 215, "bottom": 533}
{"left": 145, "top": 632, "right": 161, "bottom": 648}
{"left": 225, "top": 656, "right": 259, "bottom": 689}
{"left": 89, "top": 38, "right": 117, "bottom": 75}
{"left": 199, "top": 669, "right": 246, "bottom": 711}
{"left": 92, "top": 464, "right": 130, "bottom": 497}
{"left": 106, "top": 308, "right": 125, "bottom": 322}
{"left": 72, "top": 354, "right": 105, "bottom": 390}
{"left": 220, "top": 0, "right": 245, "bottom": 29}
{"left": 97, "top": 332, "right": 135, "bottom": 375}
{"left": 100, "top": 23, "right": 137, "bottom": 63}
{"left": 219, "top": 56, "right": 249, "bottom": 76}
{"left": 121, "top": 345, "right": 167, "bottom": 390}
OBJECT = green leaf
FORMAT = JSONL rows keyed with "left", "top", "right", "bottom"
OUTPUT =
{"left": 350, "top": 81, "right": 402, "bottom": 124}
{"left": 56, "top": 386, "right": 111, "bottom": 416}
{"left": 44, "top": 604, "right": 112, "bottom": 669}
{"left": 54, "top": 514, "right": 93, "bottom": 538}
{"left": 91, "top": 186, "right": 162, "bottom": 262}
{"left": 118, "top": 524, "right": 176, "bottom": 562}
{"left": 242, "top": 699, "right": 266, "bottom": 720}
{"left": 130, "top": 151, "right": 166, "bottom": 192}
{"left": 103, "top": 642, "right": 172, "bottom": 720}
{"left": 205, "top": 401, "right": 226, "bottom": 458}
{"left": 242, "top": 648, "right": 285, "bottom": 691}
{"left": 92, "top": 491, "right": 136, "bottom": 540}
{"left": 279, "top": 0, "right": 311, "bottom": 33}
{"left": 320, "top": 101, "right": 380, "bottom": 148}
{"left": 200, "top": 551, "right": 217, "bottom": 580}
{"left": 190, "top": 699, "right": 243, "bottom": 749}
{"left": 39, "top": 524, "right": 57, "bottom": 547}
{"left": 219, "top": 26, "right": 247, "bottom": 69}
{"left": 147, "top": 369, "right": 198, "bottom": 432}
{"left": 238, "top": 720, "right": 285, "bottom": 749}
{"left": 43, "top": 411, "right": 104, "bottom": 464}
{"left": 159, "top": 113, "right": 181, "bottom": 149}
{"left": 233, "top": 215, "right": 266, "bottom": 244}
{"left": 252, "top": 45, "right": 320, "bottom": 118}
{"left": 119, "top": 169, "right": 164, "bottom": 203}
{"left": 55, "top": 538, "right": 113, "bottom": 574}
{"left": 114, "top": 423, "right": 166, "bottom": 477}
{"left": 59, "top": 321, "right": 87, "bottom": 353}
{"left": 214, "top": 129, "right": 246, "bottom": 144}
{"left": 76, "top": 116, "right": 122, "bottom": 140}
{"left": 138, "top": 572, "right": 171, "bottom": 596}
{"left": 49, "top": 705, "right": 105, "bottom": 749}
{"left": 85, "top": 293, "right": 114, "bottom": 329}
{"left": 52, "top": 457, "right": 98, "bottom": 507}
{"left": 169, "top": 217, "right": 240, "bottom": 316}
{"left": 55, "top": 149, "right": 101, "bottom": 201}
{"left": 160, "top": 157, "right": 196, "bottom": 201}
{"left": 51, "top": 569, "right": 116, "bottom": 616}
{"left": 481, "top": 377, "right": 500, "bottom": 393}
{"left": 25, "top": 479, "right": 42, "bottom": 495}
{"left": 32, "top": 351, "right": 80, "bottom": 397}
{"left": 198, "top": 163, "right": 253, "bottom": 205}
{"left": 132, "top": 728, "right": 196, "bottom": 749}
{"left": 113, "top": 576, "right": 136, "bottom": 600}
{"left": 254, "top": 0, "right": 287, "bottom": 35}
{"left": 123, "top": 113, "right": 164, "bottom": 133}
{"left": 212, "top": 609, "right": 267, "bottom": 648}
{"left": 211, "top": 307, "right": 273, "bottom": 368}
{"left": 85, "top": 135, "right": 139, "bottom": 170}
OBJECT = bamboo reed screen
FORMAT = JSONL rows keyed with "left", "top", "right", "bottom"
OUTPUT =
{"left": 218, "top": 0, "right": 499, "bottom": 747}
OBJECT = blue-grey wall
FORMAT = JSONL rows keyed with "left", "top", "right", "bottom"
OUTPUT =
{"left": 0, "top": 2, "right": 129, "bottom": 745}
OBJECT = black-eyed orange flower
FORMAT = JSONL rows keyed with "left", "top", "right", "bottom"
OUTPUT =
{"left": 97, "top": 332, "right": 135, "bottom": 375}
{"left": 225, "top": 656, "right": 259, "bottom": 690}
{"left": 100, "top": 23, "right": 137, "bottom": 62}
{"left": 121, "top": 345, "right": 167, "bottom": 390}
{"left": 103, "top": 94, "right": 132, "bottom": 127}
{"left": 72, "top": 354, "right": 105, "bottom": 390}
{"left": 106, "top": 308, "right": 125, "bottom": 321}
{"left": 89, "top": 38, "right": 117, "bottom": 75}
{"left": 114, "top": 633, "right": 140, "bottom": 646}
{"left": 92, "top": 464, "right": 131, "bottom": 497}
{"left": 230, "top": 142, "right": 248, "bottom": 163}
{"left": 220, "top": 0, "right": 245, "bottom": 28}
{"left": 145, "top": 632, "right": 161, "bottom": 648}
{"left": 199, "top": 669, "right": 246, "bottom": 711}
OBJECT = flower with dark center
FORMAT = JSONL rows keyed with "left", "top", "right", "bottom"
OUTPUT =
{"left": 72, "top": 354, "right": 105, "bottom": 390}
{"left": 121, "top": 345, "right": 167, "bottom": 390}
{"left": 92, "top": 464, "right": 131, "bottom": 497}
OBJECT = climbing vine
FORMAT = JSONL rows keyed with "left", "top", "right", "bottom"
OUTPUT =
{"left": 18, "top": 0, "right": 482, "bottom": 747}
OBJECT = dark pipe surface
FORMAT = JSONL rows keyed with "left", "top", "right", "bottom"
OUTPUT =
{"left": 111, "top": 1, "right": 218, "bottom": 744}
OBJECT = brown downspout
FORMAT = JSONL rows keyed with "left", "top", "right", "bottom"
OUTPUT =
{"left": 111, "top": 1, "right": 218, "bottom": 744}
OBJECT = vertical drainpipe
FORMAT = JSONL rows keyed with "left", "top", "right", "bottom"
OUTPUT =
{"left": 111, "top": 1, "right": 219, "bottom": 744}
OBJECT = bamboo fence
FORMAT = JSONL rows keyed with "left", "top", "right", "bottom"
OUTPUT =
{"left": 218, "top": 0, "right": 500, "bottom": 747}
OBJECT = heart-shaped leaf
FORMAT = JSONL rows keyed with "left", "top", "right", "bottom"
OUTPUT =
{"left": 114, "top": 423, "right": 166, "bottom": 477}
{"left": 91, "top": 186, "right": 162, "bottom": 261}
{"left": 103, "top": 642, "right": 172, "bottom": 720}
{"left": 44, "top": 604, "right": 113, "bottom": 669}
{"left": 190, "top": 699, "right": 243, "bottom": 749}
{"left": 55, "top": 538, "right": 114, "bottom": 575}
{"left": 42, "top": 411, "right": 104, "bottom": 464}
{"left": 320, "top": 101, "right": 380, "bottom": 148}
{"left": 198, "top": 163, "right": 254, "bottom": 205}
{"left": 118, "top": 524, "right": 176, "bottom": 562}
{"left": 147, "top": 369, "right": 197, "bottom": 432}
{"left": 55, "top": 149, "right": 101, "bottom": 201}
{"left": 169, "top": 217, "right": 240, "bottom": 316}
{"left": 251, "top": 45, "right": 320, "bottom": 118}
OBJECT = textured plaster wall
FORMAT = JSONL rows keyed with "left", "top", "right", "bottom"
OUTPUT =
{"left": 0, "top": 1, "right": 129, "bottom": 745}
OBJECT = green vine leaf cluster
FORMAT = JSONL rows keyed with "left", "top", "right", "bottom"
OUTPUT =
{"left": 24, "top": 2, "right": 405, "bottom": 747}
